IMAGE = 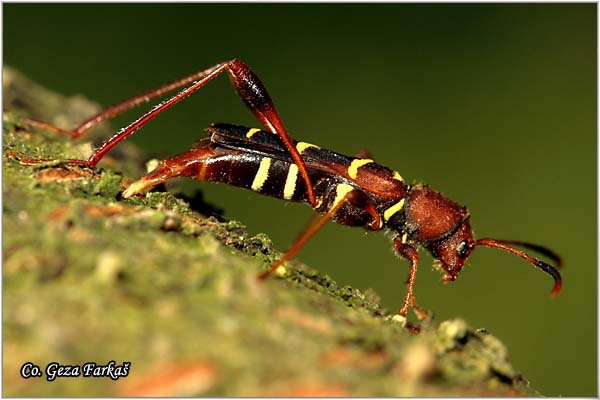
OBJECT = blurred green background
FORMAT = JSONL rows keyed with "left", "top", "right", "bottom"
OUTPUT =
{"left": 4, "top": 4, "right": 596, "bottom": 396}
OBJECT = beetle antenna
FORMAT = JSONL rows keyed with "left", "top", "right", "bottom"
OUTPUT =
{"left": 485, "top": 239, "right": 563, "bottom": 268}
{"left": 474, "top": 238, "right": 562, "bottom": 296}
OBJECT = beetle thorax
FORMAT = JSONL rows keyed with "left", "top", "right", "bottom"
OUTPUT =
{"left": 399, "top": 185, "right": 475, "bottom": 281}
{"left": 403, "top": 185, "right": 469, "bottom": 243}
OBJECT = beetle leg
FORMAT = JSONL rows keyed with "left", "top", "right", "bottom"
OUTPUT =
{"left": 364, "top": 202, "right": 383, "bottom": 230}
{"left": 121, "top": 144, "right": 216, "bottom": 199}
{"left": 20, "top": 117, "right": 71, "bottom": 136}
{"left": 258, "top": 185, "right": 365, "bottom": 280}
{"left": 354, "top": 148, "right": 374, "bottom": 160}
{"left": 286, "top": 188, "right": 382, "bottom": 265}
{"left": 17, "top": 60, "right": 317, "bottom": 207}
{"left": 394, "top": 240, "right": 429, "bottom": 320}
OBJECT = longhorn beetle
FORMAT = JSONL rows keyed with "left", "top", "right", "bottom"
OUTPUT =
{"left": 11, "top": 59, "right": 562, "bottom": 321}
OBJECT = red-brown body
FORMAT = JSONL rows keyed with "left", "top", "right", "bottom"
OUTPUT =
{"left": 12, "top": 59, "right": 562, "bottom": 323}
{"left": 123, "top": 122, "right": 561, "bottom": 319}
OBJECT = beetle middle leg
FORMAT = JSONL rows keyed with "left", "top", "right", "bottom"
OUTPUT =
{"left": 290, "top": 147, "right": 375, "bottom": 240}
{"left": 257, "top": 184, "right": 382, "bottom": 280}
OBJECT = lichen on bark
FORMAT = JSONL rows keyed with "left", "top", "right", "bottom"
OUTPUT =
{"left": 2, "top": 67, "right": 538, "bottom": 396}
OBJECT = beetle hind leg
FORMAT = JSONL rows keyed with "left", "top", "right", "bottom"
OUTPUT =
{"left": 122, "top": 145, "right": 216, "bottom": 198}
{"left": 122, "top": 165, "right": 170, "bottom": 198}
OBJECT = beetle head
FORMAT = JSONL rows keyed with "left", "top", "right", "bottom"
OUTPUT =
{"left": 428, "top": 218, "right": 474, "bottom": 283}
{"left": 404, "top": 185, "right": 562, "bottom": 295}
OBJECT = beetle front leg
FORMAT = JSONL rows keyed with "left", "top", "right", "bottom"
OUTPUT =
{"left": 393, "top": 239, "right": 429, "bottom": 320}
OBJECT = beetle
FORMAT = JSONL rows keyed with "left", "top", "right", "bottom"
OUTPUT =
{"left": 11, "top": 59, "right": 562, "bottom": 322}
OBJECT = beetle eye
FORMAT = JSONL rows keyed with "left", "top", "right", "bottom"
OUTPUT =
{"left": 457, "top": 241, "right": 469, "bottom": 258}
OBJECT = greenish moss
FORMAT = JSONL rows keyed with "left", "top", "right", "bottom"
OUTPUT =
{"left": 2, "top": 70, "right": 538, "bottom": 397}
